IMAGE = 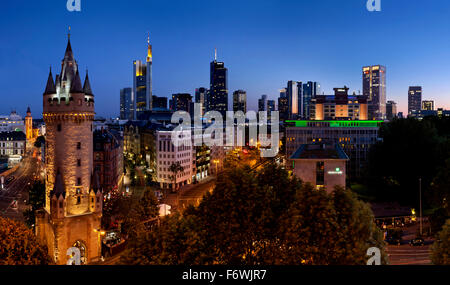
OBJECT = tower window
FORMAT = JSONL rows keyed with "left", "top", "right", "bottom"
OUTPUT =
{"left": 77, "top": 177, "right": 82, "bottom": 186}
{"left": 77, "top": 197, "right": 81, "bottom": 204}
{"left": 77, "top": 142, "right": 81, "bottom": 149}
{"left": 77, "top": 159, "right": 81, "bottom": 167}
{"left": 57, "top": 124, "right": 62, "bottom": 132}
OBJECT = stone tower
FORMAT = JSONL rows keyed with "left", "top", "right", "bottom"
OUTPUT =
{"left": 25, "top": 107, "right": 33, "bottom": 140}
{"left": 36, "top": 33, "right": 103, "bottom": 265}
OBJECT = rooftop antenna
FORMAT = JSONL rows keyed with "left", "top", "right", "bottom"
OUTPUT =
{"left": 68, "top": 26, "right": 71, "bottom": 39}
{"left": 214, "top": 48, "right": 217, "bottom": 61}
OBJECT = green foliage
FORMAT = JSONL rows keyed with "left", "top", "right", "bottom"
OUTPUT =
{"left": 121, "top": 188, "right": 159, "bottom": 237}
{"left": 33, "top": 135, "right": 45, "bottom": 148}
{"left": 0, "top": 217, "right": 51, "bottom": 265}
{"left": 122, "top": 163, "right": 387, "bottom": 265}
{"left": 23, "top": 181, "right": 46, "bottom": 228}
{"left": 429, "top": 208, "right": 449, "bottom": 236}
{"left": 431, "top": 219, "right": 450, "bottom": 265}
{"left": 366, "top": 117, "right": 450, "bottom": 207}
{"left": 102, "top": 189, "right": 133, "bottom": 230}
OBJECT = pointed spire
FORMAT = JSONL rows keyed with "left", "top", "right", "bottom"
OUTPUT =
{"left": 51, "top": 172, "right": 66, "bottom": 198}
{"left": 70, "top": 70, "right": 83, "bottom": 93}
{"left": 214, "top": 48, "right": 217, "bottom": 61}
{"left": 147, "top": 32, "right": 152, "bottom": 62}
{"left": 26, "top": 106, "right": 31, "bottom": 114}
{"left": 64, "top": 27, "right": 74, "bottom": 61}
{"left": 44, "top": 67, "right": 56, "bottom": 95}
{"left": 83, "top": 69, "right": 93, "bottom": 95}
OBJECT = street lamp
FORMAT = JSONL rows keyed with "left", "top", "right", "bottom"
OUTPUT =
{"left": 93, "top": 228, "right": 106, "bottom": 261}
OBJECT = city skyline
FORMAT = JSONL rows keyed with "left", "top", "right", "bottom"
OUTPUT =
{"left": 2, "top": 0, "right": 450, "bottom": 118}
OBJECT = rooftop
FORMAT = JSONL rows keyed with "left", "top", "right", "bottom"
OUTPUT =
{"left": 290, "top": 143, "right": 349, "bottom": 160}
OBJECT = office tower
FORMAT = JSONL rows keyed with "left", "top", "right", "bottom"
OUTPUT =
{"left": 267, "top": 100, "right": 276, "bottom": 113}
{"left": 408, "top": 86, "right": 422, "bottom": 115}
{"left": 133, "top": 34, "right": 153, "bottom": 119}
{"left": 422, "top": 100, "right": 434, "bottom": 111}
{"left": 286, "top": 81, "right": 303, "bottom": 119}
{"left": 258, "top": 95, "right": 268, "bottom": 111}
{"left": 232, "top": 89, "right": 247, "bottom": 113}
{"left": 302, "top": 81, "right": 321, "bottom": 119}
{"left": 171, "top": 93, "right": 192, "bottom": 113}
{"left": 120, "top": 87, "right": 133, "bottom": 120}
{"left": 363, "top": 65, "right": 386, "bottom": 120}
{"left": 209, "top": 49, "right": 228, "bottom": 118}
{"left": 36, "top": 33, "right": 102, "bottom": 265}
{"left": 152, "top": 95, "right": 168, "bottom": 109}
{"left": 386, "top": 100, "right": 397, "bottom": 121}
{"left": 278, "top": 88, "right": 289, "bottom": 121}
{"left": 195, "top": 87, "right": 208, "bottom": 115}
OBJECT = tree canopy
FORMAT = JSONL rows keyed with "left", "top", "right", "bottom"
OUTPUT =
{"left": 431, "top": 219, "right": 450, "bottom": 265}
{"left": 0, "top": 217, "right": 51, "bottom": 265}
{"left": 122, "top": 162, "right": 387, "bottom": 265}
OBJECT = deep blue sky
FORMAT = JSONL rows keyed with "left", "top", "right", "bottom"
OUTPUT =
{"left": 1, "top": 0, "right": 450, "bottom": 118}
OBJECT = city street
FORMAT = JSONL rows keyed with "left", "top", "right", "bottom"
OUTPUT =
{"left": 0, "top": 155, "right": 40, "bottom": 221}
{"left": 386, "top": 223, "right": 433, "bottom": 265}
{"left": 164, "top": 177, "right": 216, "bottom": 212}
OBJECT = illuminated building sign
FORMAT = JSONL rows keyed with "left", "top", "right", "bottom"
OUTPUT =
{"left": 328, "top": 168, "right": 343, "bottom": 175}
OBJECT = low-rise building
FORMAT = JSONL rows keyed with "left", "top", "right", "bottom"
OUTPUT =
{"left": 290, "top": 143, "right": 348, "bottom": 192}
{"left": 0, "top": 131, "right": 26, "bottom": 165}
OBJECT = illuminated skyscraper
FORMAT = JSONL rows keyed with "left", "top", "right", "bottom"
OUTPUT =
{"left": 408, "top": 86, "right": 422, "bottom": 115}
{"left": 209, "top": 49, "right": 228, "bottom": 117}
{"left": 120, "top": 87, "right": 133, "bottom": 120}
{"left": 422, "top": 100, "right": 434, "bottom": 111}
{"left": 363, "top": 65, "right": 386, "bottom": 120}
{"left": 133, "top": 34, "right": 153, "bottom": 119}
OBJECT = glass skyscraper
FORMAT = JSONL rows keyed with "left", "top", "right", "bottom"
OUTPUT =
{"left": 209, "top": 49, "right": 228, "bottom": 118}
{"left": 120, "top": 87, "right": 133, "bottom": 120}
{"left": 363, "top": 65, "right": 386, "bottom": 120}
{"left": 132, "top": 35, "right": 153, "bottom": 120}
{"left": 408, "top": 86, "right": 422, "bottom": 115}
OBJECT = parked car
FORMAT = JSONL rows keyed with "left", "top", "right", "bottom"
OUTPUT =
{"left": 410, "top": 237, "right": 424, "bottom": 246}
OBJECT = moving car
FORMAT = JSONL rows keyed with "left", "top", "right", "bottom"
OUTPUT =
{"left": 410, "top": 237, "right": 425, "bottom": 246}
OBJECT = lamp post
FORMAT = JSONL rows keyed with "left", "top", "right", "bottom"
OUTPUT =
{"left": 93, "top": 228, "right": 106, "bottom": 261}
{"left": 419, "top": 178, "right": 423, "bottom": 236}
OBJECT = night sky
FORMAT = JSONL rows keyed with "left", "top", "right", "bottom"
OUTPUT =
{"left": 1, "top": 0, "right": 450, "bottom": 118}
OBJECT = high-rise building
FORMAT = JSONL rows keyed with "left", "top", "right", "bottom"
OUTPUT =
{"left": 36, "top": 33, "right": 102, "bottom": 265}
{"left": 171, "top": 93, "right": 192, "bottom": 113}
{"left": 278, "top": 88, "right": 289, "bottom": 121}
{"left": 120, "top": 87, "right": 133, "bottom": 120}
{"left": 232, "top": 90, "right": 247, "bottom": 113}
{"left": 422, "top": 100, "right": 434, "bottom": 111}
{"left": 258, "top": 95, "right": 268, "bottom": 111}
{"left": 195, "top": 87, "right": 208, "bottom": 115}
{"left": 302, "top": 81, "right": 320, "bottom": 119}
{"left": 25, "top": 107, "right": 33, "bottom": 140}
{"left": 267, "top": 100, "right": 276, "bottom": 113}
{"left": 133, "top": 34, "right": 153, "bottom": 120}
{"left": 408, "top": 86, "right": 422, "bottom": 115}
{"left": 286, "top": 80, "right": 303, "bottom": 119}
{"left": 152, "top": 95, "right": 168, "bottom": 110}
{"left": 386, "top": 100, "right": 397, "bottom": 121}
{"left": 363, "top": 65, "right": 386, "bottom": 120}
{"left": 209, "top": 49, "right": 228, "bottom": 117}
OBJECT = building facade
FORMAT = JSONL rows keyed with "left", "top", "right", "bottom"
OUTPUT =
{"left": 0, "top": 131, "right": 26, "bottom": 165}
{"left": 232, "top": 90, "right": 247, "bottom": 113}
{"left": 285, "top": 120, "right": 381, "bottom": 178}
{"left": 422, "top": 100, "right": 434, "bottom": 111}
{"left": 363, "top": 65, "right": 386, "bottom": 120}
{"left": 302, "top": 81, "right": 321, "bottom": 119}
{"left": 0, "top": 111, "right": 25, "bottom": 133}
{"left": 278, "top": 89, "right": 289, "bottom": 121}
{"left": 120, "top": 87, "right": 133, "bottom": 120}
{"left": 36, "top": 34, "right": 102, "bottom": 265}
{"left": 195, "top": 87, "right": 208, "bottom": 116}
{"left": 290, "top": 143, "right": 348, "bottom": 192}
{"left": 152, "top": 95, "right": 168, "bottom": 110}
{"left": 386, "top": 100, "right": 397, "bottom": 121}
{"left": 408, "top": 86, "right": 422, "bottom": 116}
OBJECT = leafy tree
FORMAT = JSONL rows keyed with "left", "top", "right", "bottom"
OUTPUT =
{"left": 366, "top": 118, "right": 443, "bottom": 206}
{"left": 122, "top": 162, "right": 387, "bottom": 265}
{"left": 431, "top": 219, "right": 450, "bottom": 265}
{"left": 122, "top": 188, "right": 159, "bottom": 237}
{"left": 429, "top": 208, "right": 449, "bottom": 237}
{"left": 0, "top": 217, "right": 51, "bottom": 265}
{"left": 429, "top": 159, "right": 450, "bottom": 211}
{"left": 23, "top": 181, "right": 46, "bottom": 228}
{"left": 102, "top": 189, "right": 133, "bottom": 230}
